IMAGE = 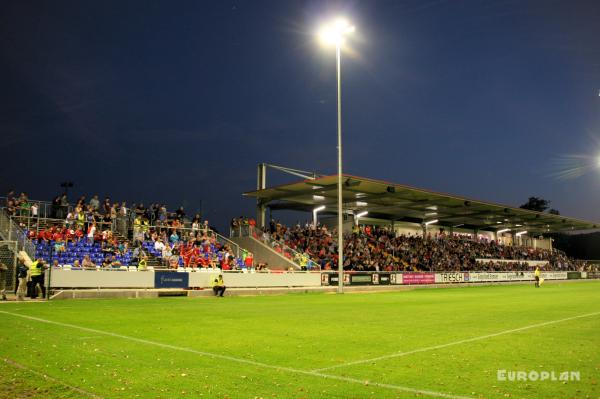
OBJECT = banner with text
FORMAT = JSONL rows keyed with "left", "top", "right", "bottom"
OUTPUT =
{"left": 435, "top": 272, "right": 468, "bottom": 283}
{"left": 403, "top": 273, "right": 435, "bottom": 285}
{"left": 467, "top": 271, "right": 567, "bottom": 283}
{"left": 154, "top": 271, "right": 189, "bottom": 288}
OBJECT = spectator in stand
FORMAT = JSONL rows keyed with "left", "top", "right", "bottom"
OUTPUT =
{"left": 102, "top": 197, "right": 111, "bottom": 215}
{"left": 191, "top": 215, "right": 200, "bottom": 233}
{"left": 157, "top": 205, "right": 167, "bottom": 226}
{"left": 110, "top": 203, "right": 118, "bottom": 220}
{"left": 82, "top": 255, "right": 95, "bottom": 269}
{"left": 51, "top": 195, "right": 61, "bottom": 218}
{"left": 244, "top": 252, "right": 254, "bottom": 269}
{"left": 154, "top": 239, "right": 166, "bottom": 253}
{"left": 169, "top": 230, "right": 180, "bottom": 245}
{"left": 76, "top": 195, "right": 86, "bottom": 208}
{"left": 59, "top": 194, "right": 69, "bottom": 219}
{"left": 169, "top": 249, "right": 180, "bottom": 269}
{"left": 101, "top": 257, "right": 112, "bottom": 268}
{"left": 87, "top": 222, "right": 97, "bottom": 243}
{"left": 256, "top": 221, "right": 587, "bottom": 273}
{"left": 6, "top": 190, "right": 15, "bottom": 206}
{"left": 89, "top": 195, "right": 100, "bottom": 211}
{"left": 18, "top": 192, "right": 31, "bottom": 217}
{"left": 54, "top": 238, "right": 66, "bottom": 253}
{"left": 176, "top": 206, "right": 185, "bottom": 221}
{"left": 6, "top": 199, "right": 17, "bottom": 216}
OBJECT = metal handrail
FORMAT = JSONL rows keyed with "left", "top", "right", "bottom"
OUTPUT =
{"left": 0, "top": 209, "right": 36, "bottom": 260}
{"left": 231, "top": 225, "right": 313, "bottom": 269}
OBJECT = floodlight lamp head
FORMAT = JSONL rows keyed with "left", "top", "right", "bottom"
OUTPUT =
{"left": 318, "top": 18, "right": 355, "bottom": 46}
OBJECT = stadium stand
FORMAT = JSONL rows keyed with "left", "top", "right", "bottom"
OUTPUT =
{"left": 4, "top": 191, "right": 250, "bottom": 271}
{"left": 253, "top": 222, "right": 594, "bottom": 272}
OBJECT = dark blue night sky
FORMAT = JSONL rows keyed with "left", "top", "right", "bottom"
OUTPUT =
{"left": 1, "top": 0, "right": 599, "bottom": 231}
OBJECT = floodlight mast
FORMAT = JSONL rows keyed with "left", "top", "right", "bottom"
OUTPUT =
{"left": 318, "top": 18, "right": 355, "bottom": 294}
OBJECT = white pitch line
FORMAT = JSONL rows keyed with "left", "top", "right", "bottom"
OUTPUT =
{"left": 312, "top": 311, "right": 600, "bottom": 373}
{"left": 0, "top": 311, "right": 470, "bottom": 399}
{"left": 3, "top": 357, "right": 103, "bottom": 399}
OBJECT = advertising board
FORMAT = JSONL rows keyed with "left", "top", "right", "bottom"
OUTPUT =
{"left": 435, "top": 272, "right": 468, "bottom": 283}
{"left": 403, "top": 273, "right": 435, "bottom": 285}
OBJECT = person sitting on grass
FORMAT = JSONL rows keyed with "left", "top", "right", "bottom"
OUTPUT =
{"left": 211, "top": 274, "right": 226, "bottom": 297}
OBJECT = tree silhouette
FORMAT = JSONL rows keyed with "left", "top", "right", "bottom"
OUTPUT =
{"left": 519, "top": 197, "right": 550, "bottom": 212}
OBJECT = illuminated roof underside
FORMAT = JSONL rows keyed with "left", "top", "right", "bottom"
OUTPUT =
{"left": 244, "top": 175, "right": 599, "bottom": 234}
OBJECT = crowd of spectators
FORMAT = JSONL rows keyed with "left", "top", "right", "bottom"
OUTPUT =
{"left": 6, "top": 190, "right": 251, "bottom": 271}
{"left": 5, "top": 191, "right": 37, "bottom": 218}
{"left": 260, "top": 222, "right": 594, "bottom": 272}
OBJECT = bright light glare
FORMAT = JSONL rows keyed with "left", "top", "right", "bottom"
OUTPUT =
{"left": 313, "top": 205, "right": 326, "bottom": 212}
{"left": 356, "top": 211, "right": 368, "bottom": 218}
{"left": 515, "top": 231, "right": 528, "bottom": 236}
{"left": 425, "top": 219, "right": 439, "bottom": 226}
{"left": 318, "top": 18, "right": 355, "bottom": 46}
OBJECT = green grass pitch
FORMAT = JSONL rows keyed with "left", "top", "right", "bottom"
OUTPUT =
{"left": 0, "top": 281, "right": 598, "bottom": 398}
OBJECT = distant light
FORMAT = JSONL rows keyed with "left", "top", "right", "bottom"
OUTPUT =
{"left": 313, "top": 195, "right": 325, "bottom": 201}
{"left": 318, "top": 18, "right": 355, "bottom": 46}
{"left": 497, "top": 228, "right": 511, "bottom": 234}
{"left": 314, "top": 205, "right": 326, "bottom": 212}
{"left": 425, "top": 212, "right": 438, "bottom": 216}
{"left": 515, "top": 231, "right": 528, "bottom": 236}
{"left": 356, "top": 211, "right": 368, "bottom": 218}
{"left": 356, "top": 201, "right": 368, "bottom": 207}
{"left": 515, "top": 224, "right": 522, "bottom": 227}
{"left": 496, "top": 221, "right": 502, "bottom": 224}
{"left": 425, "top": 219, "right": 439, "bottom": 226}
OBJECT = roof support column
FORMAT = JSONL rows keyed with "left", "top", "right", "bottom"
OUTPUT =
{"left": 256, "top": 163, "right": 267, "bottom": 229}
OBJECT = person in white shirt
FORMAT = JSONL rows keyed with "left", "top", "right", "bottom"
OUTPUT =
{"left": 155, "top": 240, "right": 165, "bottom": 252}
{"left": 87, "top": 222, "right": 96, "bottom": 243}
{"left": 162, "top": 245, "right": 172, "bottom": 267}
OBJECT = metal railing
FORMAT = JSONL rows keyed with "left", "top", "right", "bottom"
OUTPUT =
{"left": 0, "top": 196, "right": 72, "bottom": 220}
{"left": 230, "top": 225, "right": 312, "bottom": 269}
{"left": 0, "top": 210, "right": 35, "bottom": 260}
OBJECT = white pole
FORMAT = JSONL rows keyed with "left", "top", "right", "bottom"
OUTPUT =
{"left": 336, "top": 43, "right": 344, "bottom": 294}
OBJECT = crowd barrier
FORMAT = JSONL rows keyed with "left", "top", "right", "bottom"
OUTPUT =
{"left": 44, "top": 269, "right": 598, "bottom": 290}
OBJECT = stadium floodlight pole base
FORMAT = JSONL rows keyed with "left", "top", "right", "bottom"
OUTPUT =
{"left": 336, "top": 43, "right": 344, "bottom": 294}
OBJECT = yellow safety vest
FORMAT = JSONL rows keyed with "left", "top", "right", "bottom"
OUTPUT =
{"left": 211, "top": 276, "right": 224, "bottom": 287}
{"left": 138, "top": 259, "right": 147, "bottom": 270}
{"left": 30, "top": 261, "right": 42, "bottom": 277}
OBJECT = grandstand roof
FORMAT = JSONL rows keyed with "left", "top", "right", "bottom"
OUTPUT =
{"left": 244, "top": 174, "right": 600, "bottom": 234}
